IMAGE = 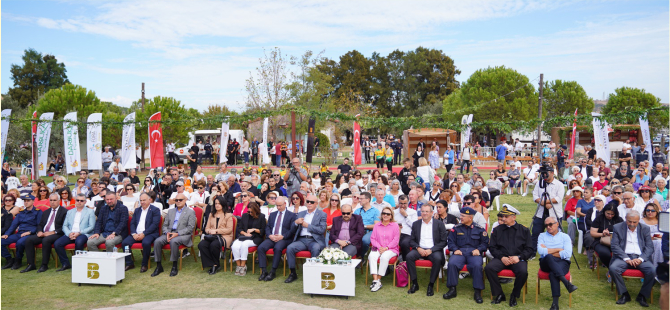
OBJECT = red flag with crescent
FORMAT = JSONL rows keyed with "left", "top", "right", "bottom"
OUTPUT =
{"left": 569, "top": 108, "right": 578, "bottom": 160}
{"left": 353, "top": 121, "right": 361, "bottom": 165}
{"left": 149, "top": 112, "right": 165, "bottom": 168}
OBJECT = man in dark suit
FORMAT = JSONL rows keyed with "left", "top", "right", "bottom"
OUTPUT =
{"left": 88, "top": 192, "right": 128, "bottom": 252}
{"left": 258, "top": 196, "right": 297, "bottom": 282}
{"left": 22, "top": 194, "right": 67, "bottom": 273}
{"left": 610, "top": 210, "right": 656, "bottom": 307}
{"left": 121, "top": 193, "right": 161, "bottom": 272}
{"left": 406, "top": 204, "right": 448, "bottom": 297}
{"left": 284, "top": 193, "right": 327, "bottom": 283}
{"left": 329, "top": 204, "right": 365, "bottom": 257}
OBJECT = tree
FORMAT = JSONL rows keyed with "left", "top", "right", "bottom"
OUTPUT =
{"left": 200, "top": 104, "right": 239, "bottom": 131}
{"left": 442, "top": 66, "right": 539, "bottom": 133}
{"left": 245, "top": 47, "right": 291, "bottom": 139}
{"left": 131, "top": 96, "right": 194, "bottom": 147}
{"left": 1, "top": 95, "right": 32, "bottom": 165}
{"left": 543, "top": 80, "right": 593, "bottom": 122}
{"left": 287, "top": 50, "right": 335, "bottom": 135}
{"left": 602, "top": 87, "right": 668, "bottom": 131}
{"left": 9, "top": 49, "right": 69, "bottom": 108}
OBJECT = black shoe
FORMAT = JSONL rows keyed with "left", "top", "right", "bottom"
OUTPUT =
{"left": 181, "top": 249, "right": 190, "bottom": 258}
{"left": 565, "top": 282, "right": 578, "bottom": 293}
{"left": 169, "top": 266, "right": 178, "bottom": 277}
{"left": 2, "top": 258, "right": 14, "bottom": 270}
{"left": 426, "top": 285, "right": 434, "bottom": 297}
{"left": 549, "top": 303, "right": 559, "bottom": 310}
{"left": 56, "top": 264, "right": 71, "bottom": 272}
{"left": 151, "top": 265, "right": 164, "bottom": 277}
{"left": 509, "top": 294, "right": 518, "bottom": 307}
{"left": 259, "top": 271, "right": 268, "bottom": 281}
{"left": 635, "top": 294, "right": 649, "bottom": 307}
{"left": 616, "top": 292, "right": 631, "bottom": 305}
{"left": 265, "top": 272, "right": 276, "bottom": 282}
{"left": 37, "top": 265, "right": 48, "bottom": 273}
{"left": 491, "top": 294, "right": 506, "bottom": 304}
{"left": 284, "top": 273, "right": 298, "bottom": 283}
{"left": 11, "top": 260, "right": 21, "bottom": 270}
{"left": 20, "top": 264, "right": 36, "bottom": 273}
{"left": 500, "top": 278, "right": 513, "bottom": 284}
{"left": 140, "top": 266, "right": 148, "bottom": 273}
{"left": 443, "top": 287, "right": 457, "bottom": 299}
{"left": 474, "top": 290, "right": 483, "bottom": 304}
{"left": 209, "top": 266, "right": 220, "bottom": 275}
{"left": 125, "top": 264, "right": 135, "bottom": 271}
{"left": 408, "top": 283, "right": 419, "bottom": 294}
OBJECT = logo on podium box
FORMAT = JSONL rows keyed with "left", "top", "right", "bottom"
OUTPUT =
{"left": 87, "top": 263, "right": 100, "bottom": 279}
{"left": 321, "top": 272, "right": 335, "bottom": 290}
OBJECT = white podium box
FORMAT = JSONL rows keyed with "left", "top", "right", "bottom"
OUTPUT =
{"left": 303, "top": 259, "right": 361, "bottom": 297}
{"left": 72, "top": 251, "right": 131, "bottom": 286}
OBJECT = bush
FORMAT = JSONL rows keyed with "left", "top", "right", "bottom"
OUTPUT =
{"left": 315, "top": 132, "right": 331, "bottom": 159}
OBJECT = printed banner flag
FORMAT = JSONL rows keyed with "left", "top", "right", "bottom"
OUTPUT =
{"left": 460, "top": 114, "right": 473, "bottom": 150}
{"left": 121, "top": 112, "right": 136, "bottom": 170}
{"left": 148, "top": 112, "right": 165, "bottom": 168}
{"left": 353, "top": 121, "right": 361, "bottom": 165}
{"left": 36, "top": 112, "right": 54, "bottom": 176}
{"left": 63, "top": 112, "right": 81, "bottom": 174}
{"left": 219, "top": 122, "right": 229, "bottom": 164}
{"left": 592, "top": 112, "right": 611, "bottom": 165}
{"left": 87, "top": 113, "right": 103, "bottom": 170}
{"left": 569, "top": 109, "right": 578, "bottom": 159}
{"left": 261, "top": 118, "right": 271, "bottom": 164}
{"left": 31, "top": 112, "right": 38, "bottom": 180}
{"left": 639, "top": 113, "right": 654, "bottom": 167}
{"left": 306, "top": 117, "right": 315, "bottom": 163}
{"left": 1, "top": 109, "right": 11, "bottom": 170}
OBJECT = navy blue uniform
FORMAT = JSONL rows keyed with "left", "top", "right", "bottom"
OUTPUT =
{"left": 447, "top": 223, "right": 489, "bottom": 290}
{"left": 1, "top": 208, "right": 43, "bottom": 262}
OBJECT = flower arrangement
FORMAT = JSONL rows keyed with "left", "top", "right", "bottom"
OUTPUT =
{"left": 318, "top": 247, "right": 351, "bottom": 265}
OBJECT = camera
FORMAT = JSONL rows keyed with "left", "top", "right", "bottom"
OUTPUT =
{"left": 538, "top": 161, "right": 552, "bottom": 181}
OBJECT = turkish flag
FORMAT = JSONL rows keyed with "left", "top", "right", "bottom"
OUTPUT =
{"left": 569, "top": 109, "right": 578, "bottom": 160}
{"left": 148, "top": 112, "right": 165, "bottom": 168}
{"left": 353, "top": 121, "right": 361, "bottom": 166}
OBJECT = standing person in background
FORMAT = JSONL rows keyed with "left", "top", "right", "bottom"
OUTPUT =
{"left": 385, "top": 144, "right": 395, "bottom": 173}
{"left": 460, "top": 143, "right": 472, "bottom": 174}
{"left": 428, "top": 145, "right": 440, "bottom": 170}
{"left": 203, "top": 139, "right": 213, "bottom": 164}
{"left": 166, "top": 142, "right": 177, "bottom": 167}
{"left": 241, "top": 137, "right": 250, "bottom": 164}
{"left": 102, "top": 147, "right": 113, "bottom": 172}
{"left": 363, "top": 137, "right": 371, "bottom": 164}
{"left": 212, "top": 140, "right": 220, "bottom": 165}
{"left": 331, "top": 139, "right": 340, "bottom": 165}
{"left": 251, "top": 138, "right": 259, "bottom": 166}
{"left": 394, "top": 138, "right": 403, "bottom": 166}
{"left": 443, "top": 145, "right": 454, "bottom": 172}
{"left": 495, "top": 140, "right": 507, "bottom": 169}
{"left": 186, "top": 150, "right": 198, "bottom": 178}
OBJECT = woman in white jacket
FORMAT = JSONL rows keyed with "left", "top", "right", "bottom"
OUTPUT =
{"left": 416, "top": 157, "right": 435, "bottom": 192}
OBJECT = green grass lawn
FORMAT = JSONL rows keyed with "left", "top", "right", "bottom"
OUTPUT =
{"left": 2, "top": 167, "right": 662, "bottom": 309}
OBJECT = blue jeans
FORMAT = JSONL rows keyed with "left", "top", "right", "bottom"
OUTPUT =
{"left": 102, "top": 162, "right": 111, "bottom": 172}
{"left": 243, "top": 152, "right": 249, "bottom": 163}
{"left": 358, "top": 231, "right": 372, "bottom": 258}
{"left": 275, "top": 155, "right": 282, "bottom": 167}
{"left": 54, "top": 234, "right": 88, "bottom": 267}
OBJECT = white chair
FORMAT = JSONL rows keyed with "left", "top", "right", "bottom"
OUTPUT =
{"left": 494, "top": 195, "right": 501, "bottom": 211}
{"left": 20, "top": 163, "right": 32, "bottom": 176}
{"left": 577, "top": 229, "right": 584, "bottom": 254}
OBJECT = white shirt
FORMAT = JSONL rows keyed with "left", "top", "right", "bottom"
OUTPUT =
{"left": 102, "top": 152, "right": 113, "bottom": 163}
{"left": 618, "top": 204, "right": 644, "bottom": 221}
{"left": 395, "top": 208, "right": 418, "bottom": 236}
{"left": 108, "top": 161, "right": 126, "bottom": 173}
{"left": 87, "top": 196, "right": 103, "bottom": 210}
{"left": 5, "top": 177, "right": 20, "bottom": 190}
{"left": 371, "top": 200, "right": 392, "bottom": 213}
{"left": 624, "top": 226, "right": 643, "bottom": 260}
{"left": 188, "top": 190, "right": 209, "bottom": 207}
{"left": 300, "top": 210, "right": 316, "bottom": 237}
{"left": 135, "top": 207, "right": 150, "bottom": 234}
{"left": 419, "top": 219, "right": 435, "bottom": 249}
{"left": 45, "top": 207, "right": 60, "bottom": 232}
{"left": 167, "top": 143, "right": 175, "bottom": 152}
{"left": 515, "top": 142, "right": 524, "bottom": 151}
{"left": 193, "top": 172, "right": 206, "bottom": 182}
{"left": 241, "top": 141, "right": 250, "bottom": 153}
{"left": 71, "top": 210, "right": 83, "bottom": 233}
{"left": 532, "top": 178, "right": 566, "bottom": 219}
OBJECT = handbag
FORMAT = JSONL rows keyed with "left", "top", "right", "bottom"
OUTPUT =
{"left": 203, "top": 234, "right": 217, "bottom": 242}
{"left": 395, "top": 261, "right": 409, "bottom": 287}
{"left": 599, "top": 236, "right": 611, "bottom": 247}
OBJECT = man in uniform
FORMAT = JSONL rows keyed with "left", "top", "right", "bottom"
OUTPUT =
{"left": 394, "top": 138, "right": 403, "bottom": 165}
{"left": 485, "top": 204, "right": 534, "bottom": 307}
{"left": 443, "top": 207, "right": 489, "bottom": 303}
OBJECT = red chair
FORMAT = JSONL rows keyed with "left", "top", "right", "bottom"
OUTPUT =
{"left": 611, "top": 269, "right": 654, "bottom": 303}
{"left": 129, "top": 216, "right": 162, "bottom": 269}
{"left": 365, "top": 255, "right": 398, "bottom": 286}
{"left": 36, "top": 206, "right": 49, "bottom": 212}
{"left": 536, "top": 270, "right": 573, "bottom": 307}
{"left": 491, "top": 270, "right": 527, "bottom": 303}
{"left": 97, "top": 216, "right": 132, "bottom": 252}
{"left": 415, "top": 259, "right": 440, "bottom": 292}
{"left": 9, "top": 243, "right": 58, "bottom": 268}
{"left": 258, "top": 248, "right": 287, "bottom": 276}
{"left": 161, "top": 224, "right": 198, "bottom": 270}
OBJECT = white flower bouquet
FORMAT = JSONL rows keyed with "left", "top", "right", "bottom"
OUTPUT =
{"left": 317, "top": 247, "right": 351, "bottom": 265}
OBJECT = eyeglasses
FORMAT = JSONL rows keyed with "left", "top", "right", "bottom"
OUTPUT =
{"left": 291, "top": 197, "right": 300, "bottom": 200}
{"left": 613, "top": 191, "right": 622, "bottom": 194}
{"left": 623, "top": 198, "right": 633, "bottom": 201}
{"left": 273, "top": 174, "right": 280, "bottom": 176}
{"left": 545, "top": 222, "right": 557, "bottom": 227}
{"left": 76, "top": 199, "right": 86, "bottom": 202}
{"left": 241, "top": 195, "right": 248, "bottom": 198}
{"left": 352, "top": 196, "right": 359, "bottom": 199}
{"left": 463, "top": 201, "right": 472, "bottom": 205}
{"left": 4, "top": 199, "right": 14, "bottom": 202}
{"left": 599, "top": 174, "right": 606, "bottom": 176}
{"left": 382, "top": 213, "right": 392, "bottom": 216}
{"left": 174, "top": 199, "right": 185, "bottom": 202}
{"left": 330, "top": 199, "right": 339, "bottom": 202}
{"left": 77, "top": 181, "right": 84, "bottom": 183}
{"left": 341, "top": 212, "right": 352, "bottom": 215}
{"left": 197, "top": 187, "right": 204, "bottom": 189}
{"left": 177, "top": 185, "right": 183, "bottom": 187}
{"left": 268, "top": 196, "right": 276, "bottom": 200}
{"left": 306, "top": 200, "right": 316, "bottom": 204}
{"left": 39, "top": 190, "right": 47, "bottom": 192}
{"left": 594, "top": 199, "right": 603, "bottom": 202}
{"left": 645, "top": 209, "right": 657, "bottom": 213}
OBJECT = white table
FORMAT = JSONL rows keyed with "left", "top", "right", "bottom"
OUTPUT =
{"left": 303, "top": 259, "right": 361, "bottom": 298}
{"left": 72, "top": 251, "right": 131, "bottom": 287}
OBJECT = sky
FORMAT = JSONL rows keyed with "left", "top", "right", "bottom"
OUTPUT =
{"left": 2, "top": 0, "right": 669, "bottom": 112}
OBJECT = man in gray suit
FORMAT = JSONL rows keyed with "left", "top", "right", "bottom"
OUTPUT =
{"left": 151, "top": 193, "right": 196, "bottom": 277}
{"left": 284, "top": 193, "right": 327, "bottom": 283}
{"left": 610, "top": 210, "right": 656, "bottom": 307}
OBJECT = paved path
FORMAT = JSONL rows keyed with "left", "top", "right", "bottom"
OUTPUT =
{"left": 96, "top": 298, "right": 335, "bottom": 310}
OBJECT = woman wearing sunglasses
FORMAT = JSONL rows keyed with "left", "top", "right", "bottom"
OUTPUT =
{"left": 640, "top": 203, "right": 663, "bottom": 265}
{"left": 288, "top": 192, "right": 307, "bottom": 214}
{"left": 324, "top": 193, "right": 342, "bottom": 242}
{"left": 593, "top": 171, "right": 609, "bottom": 193}
{"left": 74, "top": 178, "right": 89, "bottom": 196}
{"left": 231, "top": 201, "right": 266, "bottom": 276}
{"left": 34, "top": 186, "right": 50, "bottom": 208}
{"left": 368, "top": 206, "right": 400, "bottom": 292}
{"left": 233, "top": 191, "right": 252, "bottom": 218}
{"left": 2, "top": 194, "right": 20, "bottom": 234}
{"left": 635, "top": 185, "right": 660, "bottom": 210}
{"left": 583, "top": 194, "right": 606, "bottom": 269}
{"left": 59, "top": 188, "right": 75, "bottom": 208}
{"left": 141, "top": 177, "right": 154, "bottom": 193}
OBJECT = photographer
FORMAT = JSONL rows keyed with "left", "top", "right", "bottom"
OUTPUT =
{"left": 283, "top": 157, "right": 307, "bottom": 198}
{"left": 531, "top": 163, "right": 566, "bottom": 253}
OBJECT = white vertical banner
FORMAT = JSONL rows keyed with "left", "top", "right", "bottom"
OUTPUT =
{"left": 464, "top": 114, "right": 473, "bottom": 145}
{"left": 1, "top": 109, "right": 11, "bottom": 169}
{"left": 261, "top": 117, "right": 271, "bottom": 164}
{"left": 62, "top": 112, "right": 81, "bottom": 174}
{"left": 87, "top": 113, "right": 103, "bottom": 170}
{"left": 639, "top": 113, "right": 654, "bottom": 167}
{"left": 592, "top": 112, "right": 611, "bottom": 165}
{"left": 36, "top": 112, "right": 54, "bottom": 176}
{"left": 219, "top": 122, "right": 229, "bottom": 164}
{"left": 121, "top": 112, "right": 136, "bottom": 170}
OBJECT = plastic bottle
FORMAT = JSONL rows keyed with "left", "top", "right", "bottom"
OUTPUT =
{"left": 124, "top": 245, "right": 129, "bottom": 254}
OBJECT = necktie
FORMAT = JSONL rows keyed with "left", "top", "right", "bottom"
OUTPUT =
{"left": 274, "top": 212, "right": 282, "bottom": 235}
{"left": 45, "top": 209, "right": 56, "bottom": 232}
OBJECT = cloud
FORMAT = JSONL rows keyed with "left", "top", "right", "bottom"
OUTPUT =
{"left": 99, "top": 95, "right": 134, "bottom": 107}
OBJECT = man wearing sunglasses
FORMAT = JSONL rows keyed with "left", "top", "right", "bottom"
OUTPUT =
{"left": 537, "top": 217, "right": 578, "bottom": 310}
{"left": 22, "top": 194, "right": 67, "bottom": 273}
{"left": 88, "top": 192, "right": 128, "bottom": 253}
{"left": 328, "top": 204, "right": 365, "bottom": 258}
{"left": 284, "top": 193, "right": 327, "bottom": 283}
{"left": 167, "top": 181, "right": 191, "bottom": 212}
{"left": 54, "top": 193, "right": 96, "bottom": 272}
{"left": 152, "top": 193, "right": 196, "bottom": 277}
{"left": 406, "top": 204, "right": 448, "bottom": 296}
